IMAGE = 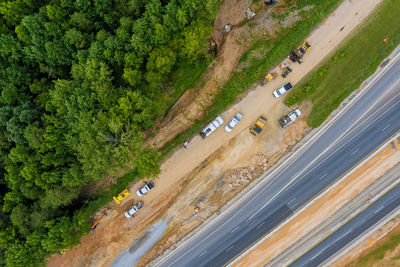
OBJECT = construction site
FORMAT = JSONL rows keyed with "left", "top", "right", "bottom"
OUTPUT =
{"left": 46, "top": 0, "right": 400, "bottom": 266}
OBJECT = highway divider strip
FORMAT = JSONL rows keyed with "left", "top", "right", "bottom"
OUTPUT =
{"left": 280, "top": 165, "right": 400, "bottom": 266}
{"left": 226, "top": 130, "right": 400, "bottom": 266}
{"left": 322, "top": 204, "right": 400, "bottom": 266}
{"left": 268, "top": 164, "right": 400, "bottom": 266}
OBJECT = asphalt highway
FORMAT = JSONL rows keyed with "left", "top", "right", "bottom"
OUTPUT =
{"left": 157, "top": 54, "right": 400, "bottom": 267}
{"left": 269, "top": 163, "right": 400, "bottom": 266}
{"left": 290, "top": 181, "right": 400, "bottom": 267}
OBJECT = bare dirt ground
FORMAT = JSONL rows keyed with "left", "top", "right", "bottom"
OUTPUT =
{"left": 234, "top": 139, "right": 400, "bottom": 267}
{"left": 47, "top": 1, "right": 383, "bottom": 266}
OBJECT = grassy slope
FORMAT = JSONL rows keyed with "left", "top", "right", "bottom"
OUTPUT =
{"left": 357, "top": 233, "right": 400, "bottom": 265}
{"left": 285, "top": 0, "right": 400, "bottom": 127}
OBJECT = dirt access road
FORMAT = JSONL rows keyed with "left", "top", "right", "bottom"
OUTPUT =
{"left": 47, "top": 0, "right": 383, "bottom": 266}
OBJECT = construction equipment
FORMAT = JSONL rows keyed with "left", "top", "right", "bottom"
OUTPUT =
{"left": 246, "top": 8, "right": 256, "bottom": 20}
{"left": 289, "top": 41, "right": 312, "bottom": 64}
{"left": 193, "top": 207, "right": 200, "bottom": 215}
{"left": 113, "top": 189, "right": 130, "bottom": 205}
{"left": 299, "top": 41, "right": 311, "bottom": 53}
{"left": 259, "top": 73, "right": 275, "bottom": 86}
{"left": 264, "top": 0, "right": 277, "bottom": 6}
{"left": 281, "top": 67, "right": 292, "bottom": 78}
{"left": 208, "top": 36, "right": 217, "bottom": 57}
{"left": 250, "top": 115, "right": 267, "bottom": 136}
{"left": 90, "top": 215, "right": 104, "bottom": 231}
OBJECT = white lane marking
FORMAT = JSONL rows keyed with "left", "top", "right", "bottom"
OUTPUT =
{"left": 231, "top": 226, "right": 239, "bottom": 233}
{"left": 226, "top": 245, "right": 234, "bottom": 252}
{"left": 240, "top": 95, "right": 400, "bottom": 233}
{"left": 256, "top": 222, "right": 265, "bottom": 229}
{"left": 375, "top": 206, "right": 384, "bottom": 214}
{"left": 288, "top": 197, "right": 297, "bottom": 205}
{"left": 382, "top": 123, "right": 391, "bottom": 131}
{"left": 165, "top": 83, "right": 400, "bottom": 266}
{"left": 309, "top": 253, "right": 319, "bottom": 261}
{"left": 160, "top": 52, "right": 400, "bottom": 267}
{"left": 198, "top": 251, "right": 207, "bottom": 258}
{"left": 319, "top": 173, "right": 328, "bottom": 180}
{"left": 252, "top": 93, "right": 400, "bottom": 217}
{"left": 342, "top": 230, "right": 351, "bottom": 237}
{"left": 350, "top": 148, "right": 360, "bottom": 156}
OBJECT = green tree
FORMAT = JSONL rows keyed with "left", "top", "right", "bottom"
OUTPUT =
{"left": 136, "top": 148, "right": 160, "bottom": 178}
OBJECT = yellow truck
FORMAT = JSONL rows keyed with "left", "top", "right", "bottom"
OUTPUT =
{"left": 259, "top": 73, "right": 275, "bottom": 86}
{"left": 250, "top": 115, "right": 268, "bottom": 136}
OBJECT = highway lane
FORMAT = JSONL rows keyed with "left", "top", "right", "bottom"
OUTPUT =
{"left": 269, "top": 163, "right": 400, "bottom": 266}
{"left": 289, "top": 181, "right": 400, "bottom": 267}
{"left": 157, "top": 54, "right": 400, "bottom": 267}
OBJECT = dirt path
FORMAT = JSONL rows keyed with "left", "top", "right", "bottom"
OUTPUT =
{"left": 47, "top": 1, "right": 383, "bottom": 266}
{"left": 233, "top": 139, "right": 400, "bottom": 266}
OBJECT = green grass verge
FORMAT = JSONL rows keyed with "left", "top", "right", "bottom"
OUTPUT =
{"left": 285, "top": 0, "right": 400, "bottom": 127}
{"left": 161, "top": 0, "right": 342, "bottom": 155}
{"left": 357, "top": 234, "right": 400, "bottom": 265}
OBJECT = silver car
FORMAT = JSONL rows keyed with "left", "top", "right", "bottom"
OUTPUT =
{"left": 225, "top": 112, "right": 243, "bottom": 133}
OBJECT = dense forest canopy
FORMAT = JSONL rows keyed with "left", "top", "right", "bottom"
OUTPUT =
{"left": 0, "top": 0, "right": 218, "bottom": 265}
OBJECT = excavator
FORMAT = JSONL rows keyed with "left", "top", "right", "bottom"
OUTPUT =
{"left": 289, "top": 41, "right": 311, "bottom": 64}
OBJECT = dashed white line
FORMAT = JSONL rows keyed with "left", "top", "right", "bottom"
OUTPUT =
{"left": 256, "top": 222, "right": 265, "bottom": 229}
{"left": 288, "top": 197, "right": 297, "bottom": 205}
{"left": 198, "top": 251, "right": 207, "bottom": 258}
{"left": 319, "top": 173, "right": 328, "bottom": 180}
{"left": 350, "top": 147, "right": 360, "bottom": 156}
{"left": 226, "top": 245, "right": 234, "bottom": 252}
{"left": 231, "top": 226, "right": 239, "bottom": 233}
{"left": 382, "top": 123, "right": 391, "bottom": 131}
{"left": 342, "top": 230, "right": 351, "bottom": 237}
{"left": 375, "top": 206, "right": 384, "bottom": 214}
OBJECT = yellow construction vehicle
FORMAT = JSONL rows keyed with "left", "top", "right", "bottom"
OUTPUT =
{"left": 113, "top": 189, "right": 130, "bottom": 205}
{"left": 250, "top": 115, "right": 268, "bottom": 136}
{"left": 259, "top": 73, "right": 275, "bottom": 86}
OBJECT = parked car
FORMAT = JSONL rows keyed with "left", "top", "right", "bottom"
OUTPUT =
{"left": 273, "top": 82, "right": 293, "bottom": 98}
{"left": 125, "top": 201, "right": 144, "bottom": 218}
{"left": 200, "top": 116, "right": 224, "bottom": 138}
{"left": 225, "top": 112, "right": 243, "bottom": 133}
{"left": 136, "top": 182, "right": 154, "bottom": 197}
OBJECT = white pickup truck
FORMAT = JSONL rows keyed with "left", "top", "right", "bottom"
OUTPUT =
{"left": 273, "top": 82, "right": 293, "bottom": 98}
{"left": 200, "top": 116, "right": 224, "bottom": 138}
{"left": 279, "top": 108, "right": 301, "bottom": 127}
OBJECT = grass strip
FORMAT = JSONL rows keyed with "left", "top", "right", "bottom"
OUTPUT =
{"left": 285, "top": 0, "right": 400, "bottom": 127}
{"left": 358, "top": 234, "right": 400, "bottom": 265}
